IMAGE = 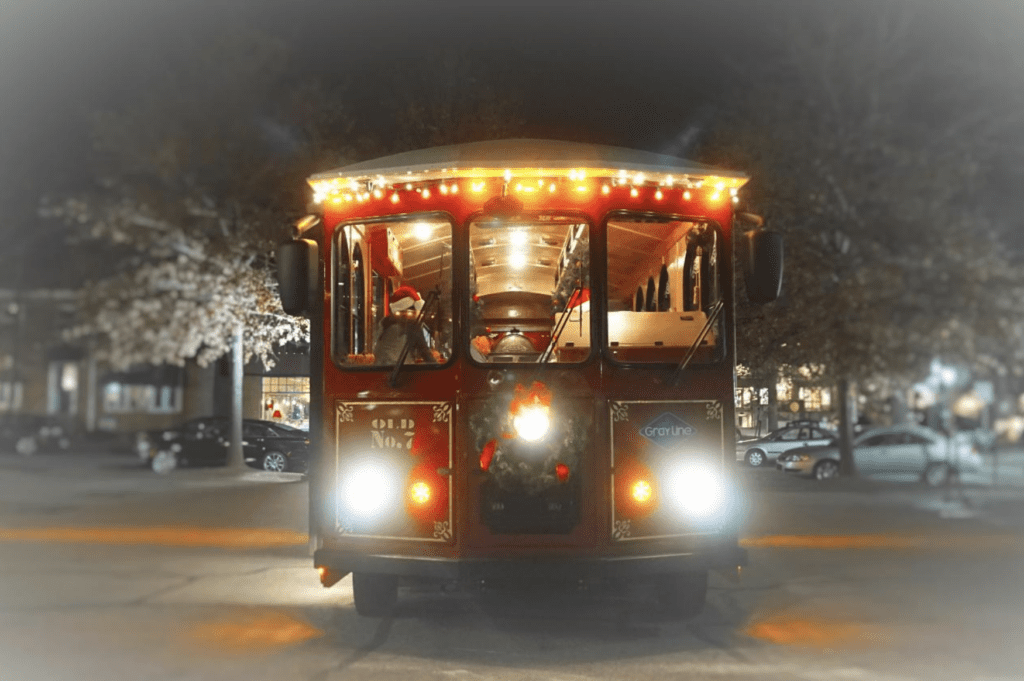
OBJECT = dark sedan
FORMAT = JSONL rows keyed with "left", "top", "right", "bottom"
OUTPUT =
{"left": 137, "top": 417, "right": 310, "bottom": 474}
{"left": 0, "top": 414, "right": 73, "bottom": 456}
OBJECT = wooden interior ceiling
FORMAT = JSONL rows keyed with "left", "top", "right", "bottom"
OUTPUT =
{"left": 606, "top": 219, "right": 694, "bottom": 301}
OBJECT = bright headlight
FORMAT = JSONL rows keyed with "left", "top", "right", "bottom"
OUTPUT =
{"left": 513, "top": 405, "right": 550, "bottom": 442}
{"left": 340, "top": 462, "right": 398, "bottom": 518}
{"left": 664, "top": 461, "right": 727, "bottom": 520}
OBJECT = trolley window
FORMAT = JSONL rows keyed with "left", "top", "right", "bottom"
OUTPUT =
{"left": 604, "top": 216, "right": 723, "bottom": 364}
{"left": 467, "top": 216, "right": 590, "bottom": 364}
{"left": 332, "top": 216, "right": 453, "bottom": 368}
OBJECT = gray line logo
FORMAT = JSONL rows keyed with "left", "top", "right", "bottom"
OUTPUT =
{"left": 640, "top": 412, "right": 697, "bottom": 449}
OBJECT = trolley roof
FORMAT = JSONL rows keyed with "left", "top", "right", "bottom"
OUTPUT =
{"left": 308, "top": 138, "right": 747, "bottom": 194}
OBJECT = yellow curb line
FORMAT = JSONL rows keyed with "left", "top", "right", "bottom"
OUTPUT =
{"left": 0, "top": 526, "right": 308, "bottom": 549}
{"left": 0, "top": 527, "right": 1018, "bottom": 551}
{"left": 740, "top": 533, "right": 1023, "bottom": 551}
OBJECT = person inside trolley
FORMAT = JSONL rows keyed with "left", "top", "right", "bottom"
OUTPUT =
{"left": 373, "top": 285, "right": 437, "bottom": 365}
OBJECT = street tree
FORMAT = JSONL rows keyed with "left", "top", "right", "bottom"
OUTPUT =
{"left": 41, "top": 28, "right": 336, "bottom": 466}
{"left": 699, "top": 0, "right": 1024, "bottom": 472}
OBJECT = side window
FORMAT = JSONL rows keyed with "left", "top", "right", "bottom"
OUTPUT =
{"left": 333, "top": 217, "right": 453, "bottom": 368}
{"left": 334, "top": 233, "right": 351, "bottom": 357}
{"left": 777, "top": 428, "right": 800, "bottom": 441}
{"left": 352, "top": 244, "right": 366, "bottom": 354}
{"left": 860, "top": 435, "right": 888, "bottom": 447}
{"left": 605, "top": 217, "right": 723, "bottom": 364}
{"left": 905, "top": 433, "right": 930, "bottom": 445}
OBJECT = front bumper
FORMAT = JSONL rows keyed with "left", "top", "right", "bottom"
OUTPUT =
{"left": 314, "top": 544, "right": 747, "bottom": 583}
{"left": 776, "top": 458, "right": 814, "bottom": 474}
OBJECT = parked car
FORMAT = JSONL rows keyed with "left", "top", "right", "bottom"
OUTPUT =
{"left": 0, "top": 414, "right": 73, "bottom": 456}
{"left": 736, "top": 423, "right": 838, "bottom": 467}
{"left": 137, "top": 417, "right": 310, "bottom": 474}
{"left": 776, "top": 424, "right": 983, "bottom": 486}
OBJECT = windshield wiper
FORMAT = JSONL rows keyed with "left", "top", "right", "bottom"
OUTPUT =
{"left": 669, "top": 300, "right": 723, "bottom": 386}
{"left": 388, "top": 288, "right": 440, "bottom": 388}
{"left": 538, "top": 285, "right": 583, "bottom": 364}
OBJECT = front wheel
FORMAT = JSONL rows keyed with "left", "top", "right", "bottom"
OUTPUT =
{"left": 15, "top": 436, "right": 38, "bottom": 457}
{"left": 654, "top": 570, "right": 708, "bottom": 620}
{"left": 745, "top": 449, "right": 767, "bottom": 467}
{"left": 262, "top": 451, "right": 288, "bottom": 472}
{"left": 813, "top": 459, "right": 840, "bottom": 480}
{"left": 151, "top": 450, "right": 178, "bottom": 475}
{"left": 352, "top": 572, "right": 398, "bottom": 617}
{"left": 923, "top": 462, "right": 952, "bottom": 487}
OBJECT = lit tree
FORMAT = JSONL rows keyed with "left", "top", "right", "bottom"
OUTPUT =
{"left": 41, "top": 28, "right": 338, "bottom": 465}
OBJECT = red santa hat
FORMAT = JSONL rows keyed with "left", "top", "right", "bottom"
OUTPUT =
{"left": 390, "top": 285, "right": 424, "bottom": 312}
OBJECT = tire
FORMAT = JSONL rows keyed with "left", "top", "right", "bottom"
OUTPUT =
{"left": 923, "top": 462, "right": 951, "bottom": 487}
{"left": 262, "top": 451, "right": 288, "bottom": 473}
{"left": 655, "top": 570, "right": 709, "bottom": 620}
{"left": 352, "top": 572, "right": 398, "bottom": 617}
{"left": 745, "top": 449, "right": 767, "bottom": 467}
{"left": 15, "top": 436, "right": 38, "bottom": 457}
{"left": 813, "top": 459, "right": 840, "bottom": 480}
{"left": 151, "top": 450, "right": 178, "bottom": 475}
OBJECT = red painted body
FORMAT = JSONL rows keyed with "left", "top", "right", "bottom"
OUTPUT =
{"left": 304, "top": 155, "right": 745, "bottom": 580}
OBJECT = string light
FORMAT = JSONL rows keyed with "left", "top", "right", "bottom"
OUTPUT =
{"left": 308, "top": 168, "right": 746, "bottom": 205}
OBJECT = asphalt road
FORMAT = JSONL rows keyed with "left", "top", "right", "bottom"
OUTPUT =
{"left": 1, "top": 453, "right": 1023, "bottom": 681}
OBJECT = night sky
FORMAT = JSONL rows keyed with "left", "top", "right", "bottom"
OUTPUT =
{"left": 1, "top": 0, "right": 1021, "bottom": 264}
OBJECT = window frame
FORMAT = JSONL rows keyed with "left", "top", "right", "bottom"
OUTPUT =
{"left": 601, "top": 210, "right": 728, "bottom": 369}
{"left": 330, "top": 211, "right": 458, "bottom": 372}
{"left": 463, "top": 210, "right": 596, "bottom": 368}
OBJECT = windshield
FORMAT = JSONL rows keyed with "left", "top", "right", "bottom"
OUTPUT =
{"left": 332, "top": 216, "right": 453, "bottom": 368}
{"left": 467, "top": 216, "right": 590, "bottom": 364}
{"left": 605, "top": 215, "right": 723, "bottom": 364}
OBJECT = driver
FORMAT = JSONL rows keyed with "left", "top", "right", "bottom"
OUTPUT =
{"left": 373, "top": 285, "right": 437, "bottom": 365}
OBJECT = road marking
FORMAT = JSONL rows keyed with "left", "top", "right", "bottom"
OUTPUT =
{"left": 0, "top": 526, "right": 1019, "bottom": 553}
{"left": 188, "top": 608, "right": 324, "bottom": 652}
{"left": 0, "top": 526, "right": 307, "bottom": 549}
{"left": 741, "top": 533, "right": 1022, "bottom": 551}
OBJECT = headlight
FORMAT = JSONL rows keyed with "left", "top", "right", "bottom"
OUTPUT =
{"left": 339, "top": 461, "right": 399, "bottom": 519}
{"left": 513, "top": 405, "right": 550, "bottom": 442}
{"left": 663, "top": 460, "right": 728, "bottom": 520}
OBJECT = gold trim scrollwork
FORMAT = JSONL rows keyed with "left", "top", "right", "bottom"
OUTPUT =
{"left": 433, "top": 403, "right": 452, "bottom": 423}
{"left": 433, "top": 520, "right": 452, "bottom": 541}
{"left": 611, "top": 402, "right": 629, "bottom": 422}
{"left": 612, "top": 519, "right": 632, "bottom": 540}
{"left": 706, "top": 401, "right": 723, "bottom": 421}
{"left": 337, "top": 403, "right": 355, "bottom": 423}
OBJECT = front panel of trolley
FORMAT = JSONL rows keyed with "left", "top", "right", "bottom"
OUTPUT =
{"left": 323, "top": 204, "right": 737, "bottom": 551}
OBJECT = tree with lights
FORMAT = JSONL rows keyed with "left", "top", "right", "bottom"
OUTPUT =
{"left": 41, "top": 28, "right": 337, "bottom": 467}
{"left": 701, "top": 1, "right": 1024, "bottom": 474}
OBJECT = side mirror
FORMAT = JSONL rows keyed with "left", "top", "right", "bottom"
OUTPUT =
{"left": 276, "top": 239, "right": 319, "bottom": 316}
{"left": 743, "top": 229, "right": 784, "bottom": 304}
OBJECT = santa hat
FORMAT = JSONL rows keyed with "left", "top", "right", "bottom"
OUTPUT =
{"left": 390, "top": 285, "right": 424, "bottom": 312}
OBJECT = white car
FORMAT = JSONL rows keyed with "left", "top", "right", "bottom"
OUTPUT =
{"left": 737, "top": 423, "right": 838, "bottom": 467}
{"left": 776, "top": 424, "right": 983, "bottom": 485}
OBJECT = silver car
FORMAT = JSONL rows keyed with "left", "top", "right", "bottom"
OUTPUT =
{"left": 776, "top": 424, "right": 983, "bottom": 485}
{"left": 737, "top": 423, "right": 838, "bottom": 467}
